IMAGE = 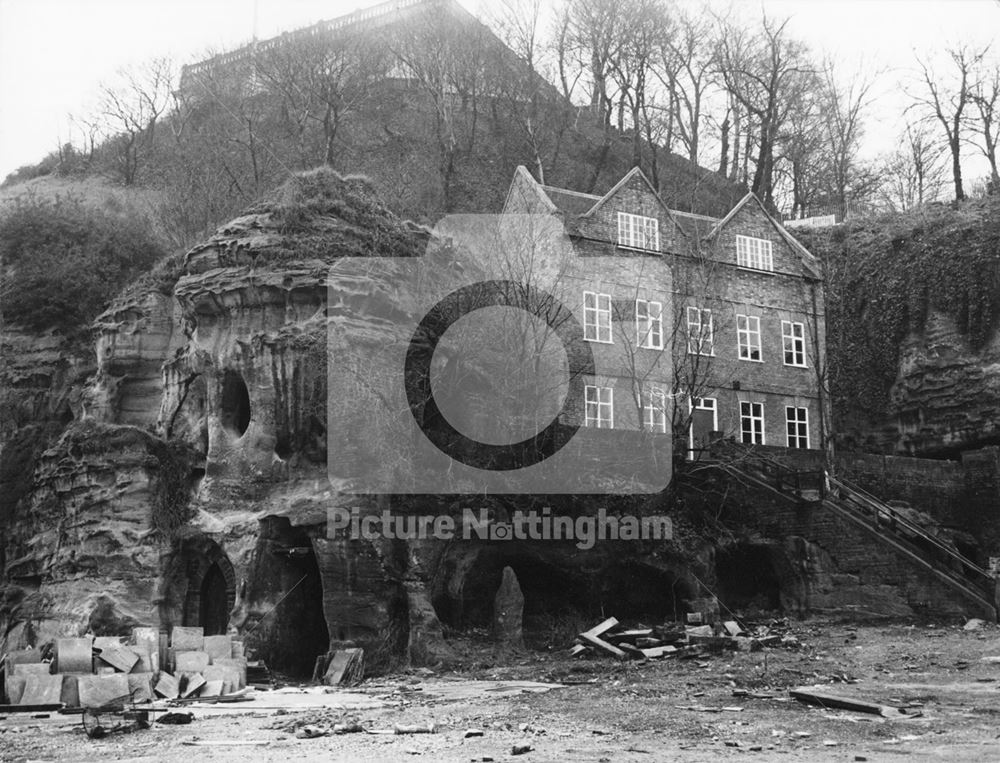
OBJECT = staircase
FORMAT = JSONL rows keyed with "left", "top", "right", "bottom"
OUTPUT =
{"left": 712, "top": 445, "right": 998, "bottom": 621}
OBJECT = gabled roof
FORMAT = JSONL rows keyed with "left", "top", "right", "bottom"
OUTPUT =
{"left": 705, "top": 193, "right": 821, "bottom": 278}
{"left": 503, "top": 165, "right": 558, "bottom": 214}
{"left": 540, "top": 186, "right": 600, "bottom": 217}
{"left": 579, "top": 167, "right": 687, "bottom": 239}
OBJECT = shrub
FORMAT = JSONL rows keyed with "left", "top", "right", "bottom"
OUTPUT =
{"left": 0, "top": 194, "right": 165, "bottom": 331}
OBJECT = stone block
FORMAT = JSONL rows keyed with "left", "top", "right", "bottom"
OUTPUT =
{"left": 93, "top": 636, "right": 123, "bottom": 650}
{"left": 19, "top": 673, "right": 63, "bottom": 705}
{"left": 131, "top": 626, "right": 159, "bottom": 647}
{"left": 212, "top": 657, "right": 247, "bottom": 689}
{"left": 60, "top": 675, "right": 80, "bottom": 708}
{"left": 180, "top": 672, "right": 205, "bottom": 698}
{"left": 131, "top": 645, "right": 157, "bottom": 673}
{"left": 204, "top": 634, "right": 232, "bottom": 662}
{"left": 171, "top": 626, "right": 204, "bottom": 652}
{"left": 77, "top": 674, "right": 130, "bottom": 709}
{"left": 175, "top": 651, "right": 210, "bottom": 673}
{"left": 13, "top": 663, "right": 52, "bottom": 677}
{"left": 6, "top": 649, "right": 42, "bottom": 672}
{"left": 200, "top": 680, "right": 224, "bottom": 697}
{"left": 126, "top": 672, "right": 154, "bottom": 703}
{"left": 96, "top": 644, "right": 139, "bottom": 673}
{"left": 56, "top": 637, "right": 93, "bottom": 674}
{"left": 154, "top": 672, "right": 179, "bottom": 699}
{"left": 231, "top": 640, "right": 245, "bottom": 658}
{"left": 5, "top": 675, "right": 25, "bottom": 705}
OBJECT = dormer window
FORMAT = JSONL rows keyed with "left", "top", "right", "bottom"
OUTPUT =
{"left": 618, "top": 212, "right": 659, "bottom": 251}
{"left": 736, "top": 235, "right": 773, "bottom": 272}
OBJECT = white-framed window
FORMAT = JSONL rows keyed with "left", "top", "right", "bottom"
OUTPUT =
{"left": 636, "top": 299, "right": 663, "bottom": 349}
{"left": 781, "top": 320, "right": 806, "bottom": 366}
{"left": 583, "top": 291, "right": 612, "bottom": 343}
{"left": 585, "top": 384, "right": 614, "bottom": 428}
{"left": 736, "top": 235, "right": 774, "bottom": 272}
{"left": 686, "top": 306, "right": 714, "bottom": 355}
{"left": 736, "top": 314, "right": 762, "bottom": 361}
{"left": 617, "top": 212, "right": 660, "bottom": 251}
{"left": 688, "top": 396, "right": 718, "bottom": 454}
{"left": 644, "top": 386, "right": 668, "bottom": 433}
{"left": 786, "top": 406, "right": 810, "bottom": 448}
{"left": 740, "top": 401, "right": 765, "bottom": 445}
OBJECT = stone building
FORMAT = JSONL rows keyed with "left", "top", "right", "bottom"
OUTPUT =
{"left": 503, "top": 165, "right": 827, "bottom": 457}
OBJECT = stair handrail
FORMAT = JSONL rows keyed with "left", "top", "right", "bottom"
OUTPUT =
{"left": 827, "top": 474, "right": 993, "bottom": 587}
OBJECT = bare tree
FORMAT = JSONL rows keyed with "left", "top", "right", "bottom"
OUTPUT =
{"left": 970, "top": 60, "right": 1000, "bottom": 191}
{"left": 820, "top": 60, "right": 878, "bottom": 219}
{"left": 98, "top": 57, "right": 175, "bottom": 185}
{"left": 912, "top": 45, "right": 989, "bottom": 201}
{"left": 879, "top": 121, "right": 947, "bottom": 211}
{"left": 660, "top": 9, "right": 717, "bottom": 166}
{"left": 716, "top": 13, "right": 816, "bottom": 208}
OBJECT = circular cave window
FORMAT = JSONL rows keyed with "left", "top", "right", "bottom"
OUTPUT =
{"left": 220, "top": 371, "right": 251, "bottom": 437}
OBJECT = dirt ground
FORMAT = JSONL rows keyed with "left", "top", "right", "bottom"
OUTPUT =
{"left": 3, "top": 618, "right": 1000, "bottom": 762}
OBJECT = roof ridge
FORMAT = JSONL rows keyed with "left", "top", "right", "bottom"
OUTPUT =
{"left": 541, "top": 185, "right": 601, "bottom": 199}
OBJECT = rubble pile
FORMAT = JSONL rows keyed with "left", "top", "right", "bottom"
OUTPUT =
{"left": 570, "top": 613, "right": 803, "bottom": 661}
{"left": 3, "top": 626, "right": 258, "bottom": 709}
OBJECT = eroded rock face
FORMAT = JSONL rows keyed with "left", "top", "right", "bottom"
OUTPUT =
{"left": 884, "top": 310, "right": 1000, "bottom": 456}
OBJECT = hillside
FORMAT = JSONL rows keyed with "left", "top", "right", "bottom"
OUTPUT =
{"left": 796, "top": 196, "right": 1000, "bottom": 456}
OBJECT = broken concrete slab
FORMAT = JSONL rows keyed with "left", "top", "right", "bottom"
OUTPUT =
{"left": 19, "top": 673, "right": 63, "bottom": 705}
{"left": 78, "top": 674, "right": 130, "bottom": 709}
{"left": 56, "top": 637, "right": 94, "bottom": 674}
{"left": 175, "top": 651, "right": 210, "bottom": 673}
{"left": 171, "top": 626, "right": 204, "bottom": 652}
{"left": 93, "top": 636, "right": 124, "bottom": 650}
{"left": 203, "top": 635, "right": 232, "bottom": 662}
{"left": 96, "top": 644, "right": 140, "bottom": 673}
{"left": 154, "top": 672, "right": 180, "bottom": 700}
{"left": 127, "top": 672, "right": 154, "bottom": 703}
{"left": 324, "top": 648, "right": 364, "bottom": 686}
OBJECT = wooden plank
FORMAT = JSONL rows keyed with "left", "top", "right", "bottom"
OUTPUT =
{"left": 578, "top": 630, "right": 627, "bottom": 659}
{"left": 580, "top": 617, "right": 618, "bottom": 639}
{"left": 568, "top": 644, "right": 589, "bottom": 657}
{"left": 640, "top": 645, "right": 677, "bottom": 659}
{"left": 789, "top": 686, "right": 906, "bottom": 718}
{"left": 324, "top": 648, "right": 364, "bottom": 686}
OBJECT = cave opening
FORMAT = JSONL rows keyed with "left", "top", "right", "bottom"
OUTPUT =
{"left": 248, "top": 520, "right": 329, "bottom": 679}
{"left": 200, "top": 563, "right": 229, "bottom": 636}
{"left": 220, "top": 371, "right": 251, "bottom": 436}
{"left": 435, "top": 548, "right": 690, "bottom": 648}
{"left": 715, "top": 543, "right": 782, "bottom": 614}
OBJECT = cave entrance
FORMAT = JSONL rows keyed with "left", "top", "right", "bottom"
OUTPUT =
{"left": 220, "top": 371, "right": 251, "bottom": 436}
{"left": 715, "top": 543, "right": 782, "bottom": 614}
{"left": 160, "top": 536, "right": 237, "bottom": 635}
{"left": 200, "top": 563, "right": 230, "bottom": 636}
{"left": 435, "top": 548, "right": 691, "bottom": 648}
{"left": 248, "top": 519, "right": 330, "bottom": 679}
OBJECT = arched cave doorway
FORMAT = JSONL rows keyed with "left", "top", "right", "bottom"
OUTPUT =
{"left": 245, "top": 518, "right": 330, "bottom": 678}
{"left": 158, "top": 535, "right": 237, "bottom": 636}
{"left": 220, "top": 370, "right": 251, "bottom": 437}
{"left": 200, "top": 562, "right": 230, "bottom": 636}
{"left": 715, "top": 543, "right": 782, "bottom": 614}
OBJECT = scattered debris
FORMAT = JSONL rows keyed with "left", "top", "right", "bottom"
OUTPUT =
{"left": 511, "top": 743, "right": 533, "bottom": 755}
{"left": 394, "top": 722, "right": 436, "bottom": 734}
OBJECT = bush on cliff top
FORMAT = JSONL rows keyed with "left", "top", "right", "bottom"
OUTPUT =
{"left": 0, "top": 194, "right": 165, "bottom": 331}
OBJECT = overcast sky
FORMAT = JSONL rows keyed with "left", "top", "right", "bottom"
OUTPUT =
{"left": 0, "top": 0, "right": 997, "bottom": 181}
